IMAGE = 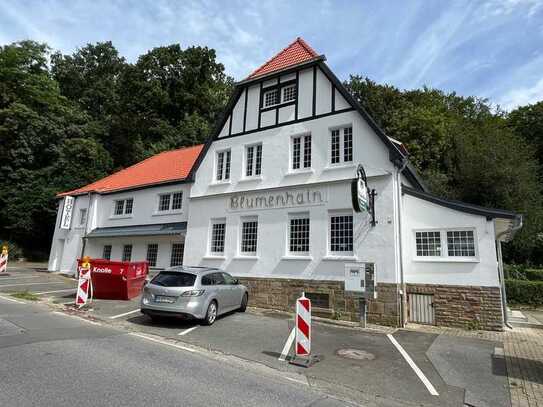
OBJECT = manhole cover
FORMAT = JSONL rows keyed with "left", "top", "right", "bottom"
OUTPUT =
{"left": 336, "top": 348, "right": 375, "bottom": 360}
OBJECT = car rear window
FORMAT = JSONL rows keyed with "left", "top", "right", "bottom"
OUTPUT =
{"left": 151, "top": 272, "right": 196, "bottom": 287}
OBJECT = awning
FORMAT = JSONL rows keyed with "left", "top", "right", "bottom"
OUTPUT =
{"left": 86, "top": 222, "right": 187, "bottom": 238}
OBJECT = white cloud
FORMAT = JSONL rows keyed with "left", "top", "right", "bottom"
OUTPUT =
{"left": 497, "top": 77, "right": 543, "bottom": 110}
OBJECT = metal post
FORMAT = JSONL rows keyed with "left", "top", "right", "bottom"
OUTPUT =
{"left": 360, "top": 297, "right": 367, "bottom": 328}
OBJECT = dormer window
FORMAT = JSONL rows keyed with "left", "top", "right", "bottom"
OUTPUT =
{"left": 282, "top": 84, "right": 296, "bottom": 102}
{"left": 263, "top": 89, "right": 279, "bottom": 107}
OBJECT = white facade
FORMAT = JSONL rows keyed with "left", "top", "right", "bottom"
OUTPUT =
{"left": 48, "top": 183, "right": 191, "bottom": 273}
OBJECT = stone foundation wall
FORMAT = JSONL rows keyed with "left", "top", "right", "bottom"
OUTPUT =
{"left": 406, "top": 284, "right": 503, "bottom": 331}
{"left": 238, "top": 277, "right": 504, "bottom": 331}
{"left": 237, "top": 277, "right": 400, "bottom": 326}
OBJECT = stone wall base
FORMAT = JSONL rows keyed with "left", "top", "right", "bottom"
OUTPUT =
{"left": 238, "top": 277, "right": 503, "bottom": 331}
{"left": 406, "top": 283, "right": 503, "bottom": 331}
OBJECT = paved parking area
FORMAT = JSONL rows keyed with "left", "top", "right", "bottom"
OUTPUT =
{"left": 2, "top": 267, "right": 516, "bottom": 407}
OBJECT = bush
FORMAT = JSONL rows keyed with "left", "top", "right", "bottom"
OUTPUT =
{"left": 504, "top": 264, "right": 543, "bottom": 281}
{"left": 506, "top": 279, "right": 543, "bottom": 306}
{"left": 525, "top": 269, "right": 543, "bottom": 281}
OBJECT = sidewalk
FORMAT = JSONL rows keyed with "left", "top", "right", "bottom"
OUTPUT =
{"left": 406, "top": 323, "right": 543, "bottom": 407}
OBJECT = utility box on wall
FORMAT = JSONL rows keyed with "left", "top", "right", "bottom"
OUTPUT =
{"left": 344, "top": 262, "right": 376, "bottom": 299}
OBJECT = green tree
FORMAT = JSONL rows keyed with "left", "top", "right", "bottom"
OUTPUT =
{"left": 508, "top": 101, "right": 543, "bottom": 172}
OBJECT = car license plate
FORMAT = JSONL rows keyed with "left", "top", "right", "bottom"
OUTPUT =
{"left": 154, "top": 295, "right": 176, "bottom": 304}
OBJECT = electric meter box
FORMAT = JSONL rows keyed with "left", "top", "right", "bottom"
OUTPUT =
{"left": 344, "top": 262, "right": 377, "bottom": 299}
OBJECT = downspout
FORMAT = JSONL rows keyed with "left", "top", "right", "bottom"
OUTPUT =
{"left": 396, "top": 157, "right": 408, "bottom": 328}
{"left": 78, "top": 192, "right": 93, "bottom": 277}
{"left": 496, "top": 216, "right": 523, "bottom": 329}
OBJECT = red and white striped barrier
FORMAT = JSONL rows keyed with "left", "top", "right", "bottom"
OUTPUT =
{"left": 295, "top": 294, "right": 311, "bottom": 357}
{"left": 76, "top": 258, "right": 92, "bottom": 308}
{"left": 0, "top": 246, "right": 8, "bottom": 275}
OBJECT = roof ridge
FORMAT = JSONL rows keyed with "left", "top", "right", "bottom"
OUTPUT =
{"left": 247, "top": 37, "right": 318, "bottom": 79}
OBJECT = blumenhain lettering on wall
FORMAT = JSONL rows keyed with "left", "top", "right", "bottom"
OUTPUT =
{"left": 228, "top": 188, "right": 327, "bottom": 212}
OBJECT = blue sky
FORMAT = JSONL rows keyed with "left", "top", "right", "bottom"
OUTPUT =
{"left": 1, "top": 0, "right": 542, "bottom": 110}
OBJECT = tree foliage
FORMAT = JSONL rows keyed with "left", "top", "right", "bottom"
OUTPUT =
{"left": 347, "top": 76, "right": 543, "bottom": 264}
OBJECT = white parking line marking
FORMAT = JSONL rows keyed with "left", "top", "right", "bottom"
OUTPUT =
{"left": 0, "top": 282, "right": 65, "bottom": 288}
{"left": 109, "top": 309, "right": 141, "bottom": 319}
{"left": 129, "top": 333, "right": 198, "bottom": 353}
{"left": 0, "top": 295, "right": 25, "bottom": 304}
{"left": 0, "top": 276, "right": 40, "bottom": 281}
{"left": 35, "top": 288, "right": 77, "bottom": 295}
{"left": 279, "top": 327, "right": 296, "bottom": 361}
{"left": 387, "top": 333, "right": 439, "bottom": 396}
{"left": 178, "top": 326, "right": 198, "bottom": 336}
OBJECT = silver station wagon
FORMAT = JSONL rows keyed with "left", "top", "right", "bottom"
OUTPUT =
{"left": 140, "top": 266, "right": 248, "bottom": 325}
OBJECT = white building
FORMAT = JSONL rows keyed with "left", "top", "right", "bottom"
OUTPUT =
{"left": 48, "top": 146, "right": 202, "bottom": 273}
{"left": 49, "top": 38, "right": 521, "bottom": 330}
{"left": 182, "top": 38, "right": 521, "bottom": 330}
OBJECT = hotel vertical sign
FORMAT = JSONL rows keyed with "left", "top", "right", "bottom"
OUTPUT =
{"left": 60, "top": 196, "right": 75, "bottom": 229}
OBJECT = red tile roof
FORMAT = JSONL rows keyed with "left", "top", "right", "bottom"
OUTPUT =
{"left": 58, "top": 144, "right": 203, "bottom": 197}
{"left": 247, "top": 37, "right": 320, "bottom": 80}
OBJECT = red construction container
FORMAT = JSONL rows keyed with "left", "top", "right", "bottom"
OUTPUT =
{"left": 77, "top": 258, "right": 149, "bottom": 300}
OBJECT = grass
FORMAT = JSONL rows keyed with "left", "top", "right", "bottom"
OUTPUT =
{"left": 11, "top": 291, "right": 39, "bottom": 301}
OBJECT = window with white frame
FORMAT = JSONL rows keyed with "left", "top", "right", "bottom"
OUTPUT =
{"left": 122, "top": 244, "right": 132, "bottom": 262}
{"left": 415, "top": 231, "right": 442, "bottom": 257}
{"left": 158, "top": 192, "right": 183, "bottom": 212}
{"left": 102, "top": 245, "right": 112, "bottom": 260}
{"left": 292, "top": 134, "right": 312, "bottom": 170}
{"left": 170, "top": 243, "right": 184, "bottom": 266}
{"left": 78, "top": 208, "right": 87, "bottom": 226}
{"left": 330, "top": 126, "right": 353, "bottom": 164}
{"left": 263, "top": 89, "right": 279, "bottom": 107}
{"left": 146, "top": 244, "right": 158, "bottom": 267}
{"left": 216, "top": 150, "right": 231, "bottom": 181}
{"left": 114, "top": 199, "right": 133, "bottom": 216}
{"left": 289, "top": 214, "right": 310, "bottom": 255}
{"left": 240, "top": 218, "right": 258, "bottom": 255}
{"left": 329, "top": 213, "right": 353, "bottom": 254}
{"left": 447, "top": 230, "right": 476, "bottom": 257}
{"left": 210, "top": 221, "right": 226, "bottom": 255}
{"left": 414, "top": 229, "right": 477, "bottom": 259}
{"left": 245, "top": 144, "right": 262, "bottom": 177}
{"left": 282, "top": 84, "right": 296, "bottom": 102}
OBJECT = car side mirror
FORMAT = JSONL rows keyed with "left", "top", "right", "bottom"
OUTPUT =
{"left": 233, "top": 279, "right": 239, "bottom": 285}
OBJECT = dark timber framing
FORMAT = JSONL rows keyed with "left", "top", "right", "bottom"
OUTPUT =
{"left": 187, "top": 57, "right": 427, "bottom": 193}
{"left": 243, "top": 88, "right": 248, "bottom": 133}
{"left": 295, "top": 71, "right": 299, "bottom": 120}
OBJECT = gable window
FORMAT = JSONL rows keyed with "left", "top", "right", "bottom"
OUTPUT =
{"left": 170, "top": 243, "right": 184, "bottom": 266}
{"left": 263, "top": 89, "right": 279, "bottom": 107}
{"left": 245, "top": 144, "right": 262, "bottom": 177}
{"left": 289, "top": 214, "right": 310, "bottom": 255}
{"left": 414, "top": 229, "right": 477, "bottom": 259}
{"left": 158, "top": 192, "right": 183, "bottom": 212}
{"left": 113, "top": 199, "right": 133, "bottom": 216}
{"left": 282, "top": 84, "right": 296, "bottom": 102}
{"left": 210, "top": 220, "right": 226, "bottom": 255}
{"left": 240, "top": 218, "right": 258, "bottom": 256}
{"left": 292, "top": 134, "right": 311, "bottom": 170}
{"left": 216, "top": 150, "right": 231, "bottom": 181}
{"left": 146, "top": 244, "right": 158, "bottom": 267}
{"left": 122, "top": 244, "right": 132, "bottom": 262}
{"left": 330, "top": 126, "right": 353, "bottom": 165}
{"left": 329, "top": 212, "right": 353, "bottom": 254}
{"left": 78, "top": 208, "right": 87, "bottom": 227}
{"left": 102, "top": 245, "right": 112, "bottom": 260}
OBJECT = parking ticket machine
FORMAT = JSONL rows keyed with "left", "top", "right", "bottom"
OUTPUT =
{"left": 344, "top": 262, "right": 376, "bottom": 299}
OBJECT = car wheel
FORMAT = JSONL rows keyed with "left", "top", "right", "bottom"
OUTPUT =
{"left": 203, "top": 301, "right": 218, "bottom": 326}
{"left": 239, "top": 293, "right": 248, "bottom": 312}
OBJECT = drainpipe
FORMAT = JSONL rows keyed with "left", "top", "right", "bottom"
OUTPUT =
{"left": 78, "top": 192, "right": 93, "bottom": 278}
{"left": 395, "top": 157, "right": 408, "bottom": 328}
{"left": 496, "top": 216, "right": 523, "bottom": 329}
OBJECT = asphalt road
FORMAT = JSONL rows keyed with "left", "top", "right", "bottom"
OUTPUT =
{"left": 0, "top": 296, "right": 352, "bottom": 407}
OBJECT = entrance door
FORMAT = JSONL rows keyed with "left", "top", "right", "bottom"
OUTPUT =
{"left": 408, "top": 294, "right": 435, "bottom": 325}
